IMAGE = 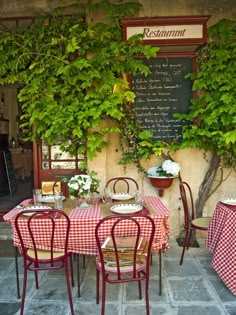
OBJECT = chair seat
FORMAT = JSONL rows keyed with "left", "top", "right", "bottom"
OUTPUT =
{"left": 27, "top": 248, "right": 65, "bottom": 260}
{"left": 191, "top": 217, "right": 211, "bottom": 230}
{"left": 96, "top": 255, "right": 146, "bottom": 274}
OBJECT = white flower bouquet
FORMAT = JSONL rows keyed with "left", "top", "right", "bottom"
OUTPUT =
{"left": 147, "top": 159, "right": 180, "bottom": 178}
{"left": 64, "top": 173, "right": 100, "bottom": 200}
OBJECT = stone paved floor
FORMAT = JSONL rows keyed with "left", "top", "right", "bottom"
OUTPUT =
{"left": 0, "top": 237, "right": 235, "bottom": 315}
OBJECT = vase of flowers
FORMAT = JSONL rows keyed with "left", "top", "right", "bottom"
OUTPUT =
{"left": 64, "top": 173, "right": 100, "bottom": 209}
{"left": 147, "top": 160, "right": 180, "bottom": 197}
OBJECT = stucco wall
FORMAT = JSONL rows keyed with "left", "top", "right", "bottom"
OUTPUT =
{"left": 1, "top": 0, "right": 236, "bottom": 25}
{"left": 1, "top": 0, "right": 236, "bottom": 238}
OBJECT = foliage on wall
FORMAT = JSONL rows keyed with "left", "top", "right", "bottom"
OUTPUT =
{"left": 174, "top": 19, "right": 236, "bottom": 216}
{"left": 175, "top": 19, "right": 236, "bottom": 169}
{"left": 0, "top": 0, "right": 160, "bottom": 165}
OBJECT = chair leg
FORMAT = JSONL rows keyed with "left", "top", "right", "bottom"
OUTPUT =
{"left": 69, "top": 255, "right": 74, "bottom": 287}
{"left": 159, "top": 251, "right": 162, "bottom": 296}
{"left": 64, "top": 261, "right": 75, "bottom": 315}
{"left": 77, "top": 254, "right": 81, "bottom": 298}
{"left": 34, "top": 266, "right": 39, "bottom": 289}
{"left": 186, "top": 230, "right": 193, "bottom": 250}
{"left": 101, "top": 277, "right": 106, "bottom": 315}
{"left": 20, "top": 265, "right": 28, "bottom": 315}
{"left": 138, "top": 272, "right": 142, "bottom": 299}
{"left": 145, "top": 278, "right": 150, "bottom": 315}
{"left": 180, "top": 230, "right": 190, "bottom": 265}
{"left": 83, "top": 255, "right": 86, "bottom": 269}
{"left": 96, "top": 268, "right": 100, "bottom": 304}
{"left": 15, "top": 247, "right": 21, "bottom": 299}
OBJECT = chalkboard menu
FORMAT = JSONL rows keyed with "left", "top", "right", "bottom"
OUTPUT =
{"left": 3, "top": 151, "right": 17, "bottom": 195}
{"left": 131, "top": 57, "right": 193, "bottom": 141}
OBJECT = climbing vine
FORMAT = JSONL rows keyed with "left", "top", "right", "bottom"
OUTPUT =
{"left": 0, "top": 0, "right": 161, "bottom": 167}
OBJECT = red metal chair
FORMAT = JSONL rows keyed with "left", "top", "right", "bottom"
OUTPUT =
{"left": 14, "top": 209, "right": 75, "bottom": 315}
{"left": 179, "top": 182, "right": 211, "bottom": 265}
{"left": 105, "top": 177, "right": 139, "bottom": 194}
{"left": 95, "top": 214, "right": 155, "bottom": 315}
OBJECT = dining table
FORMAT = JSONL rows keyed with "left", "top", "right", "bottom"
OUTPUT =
{"left": 3, "top": 196, "right": 171, "bottom": 256}
{"left": 11, "top": 151, "right": 33, "bottom": 180}
{"left": 206, "top": 200, "right": 236, "bottom": 296}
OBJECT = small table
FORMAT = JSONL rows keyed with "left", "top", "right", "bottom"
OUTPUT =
{"left": 206, "top": 201, "right": 236, "bottom": 296}
{"left": 11, "top": 152, "right": 33, "bottom": 180}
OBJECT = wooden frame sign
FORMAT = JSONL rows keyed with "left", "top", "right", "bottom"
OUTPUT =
{"left": 121, "top": 15, "right": 209, "bottom": 50}
{"left": 120, "top": 16, "right": 210, "bottom": 142}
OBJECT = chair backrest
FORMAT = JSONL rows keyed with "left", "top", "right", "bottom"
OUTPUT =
{"left": 105, "top": 177, "right": 139, "bottom": 194}
{"left": 95, "top": 214, "right": 155, "bottom": 280}
{"left": 14, "top": 209, "right": 70, "bottom": 267}
{"left": 179, "top": 181, "right": 195, "bottom": 227}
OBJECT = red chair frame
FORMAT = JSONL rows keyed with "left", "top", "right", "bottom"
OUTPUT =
{"left": 95, "top": 214, "right": 155, "bottom": 315}
{"left": 14, "top": 209, "right": 75, "bottom": 315}
{"left": 105, "top": 177, "right": 139, "bottom": 193}
{"left": 179, "top": 181, "right": 211, "bottom": 265}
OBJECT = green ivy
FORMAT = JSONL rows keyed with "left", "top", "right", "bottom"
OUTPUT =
{"left": 175, "top": 19, "right": 236, "bottom": 169}
{"left": 0, "top": 0, "right": 163, "bottom": 169}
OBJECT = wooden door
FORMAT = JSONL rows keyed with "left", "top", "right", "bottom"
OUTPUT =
{"left": 33, "top": 141, "right": 85, "bottom": 197}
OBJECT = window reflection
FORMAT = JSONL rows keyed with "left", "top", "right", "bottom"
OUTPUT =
{"left": 51, "top": 161, "right": 76, "bottom": 169}
{"left": 41, "top": 141, "right": 84, "bottom": 170}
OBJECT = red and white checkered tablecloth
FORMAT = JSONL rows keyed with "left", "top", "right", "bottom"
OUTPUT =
{"left": 3, "top": 196, "right": 170, "bottom": 256}
{"left": 206, "top": 202, "right": 236, "bottom": 296}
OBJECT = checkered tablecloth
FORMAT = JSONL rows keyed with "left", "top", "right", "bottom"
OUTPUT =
{"left": 4, "top": 196, "right": 170, "bottom": 256}
{"left": 206, "top": 202, "right": 236, "bottom": 296}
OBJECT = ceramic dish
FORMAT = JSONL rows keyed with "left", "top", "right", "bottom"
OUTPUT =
{"left": 221, "top": 198, "right": 236, "bottom": 206}
{"left": 20, "top": 205, "right": 52, "bottom": 216}
{"left": 38, "top": 195, "right": 65, "bottom": 203}
{"left": 111, "top": 193, "right": 135, "bottom": 201}
{"left": 110, "top": 204, "right": 142, "bottom": 214}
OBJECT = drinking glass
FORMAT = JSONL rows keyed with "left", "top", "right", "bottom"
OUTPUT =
{"left": 54, "top": 191, "right": 63, "bottom": 210}
{"left": 104, "top": 187, "right": 113, "bottom": 204}
{"left": 135, "top": 190, "right": 144, "bottom": 207}
{"left": 33, "top": 189, "right": 42, "bottom": 207}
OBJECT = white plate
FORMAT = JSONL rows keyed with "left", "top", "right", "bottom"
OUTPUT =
{"left": 111, "top": 193, "right": 135, "bottom": 201}
{"left": 20, "top": 205, "right": 52, "bottom": 216}
{"left": 38, "top": 195, "right": 65, "bottom": 203}
{"left": 221, "top": 198, "right": 236, "bottom": 206}
{"left": 110, "top": 204, "right": 142, "bottom": 214}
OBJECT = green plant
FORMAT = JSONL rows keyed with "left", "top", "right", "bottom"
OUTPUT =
{"left": 175, "top": 19, "right": 236, "bottom": 216}
{"left": 118, "top": 101, "right": 166, "bottom": 172}
{"left": 0, "top": 0, "right": 158, "bottom": 166}
{"left": 62, "top": 172, "right": 100, "bottom": 199}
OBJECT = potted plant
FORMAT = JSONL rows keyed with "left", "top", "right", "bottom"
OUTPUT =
{"left": 63, "top": 172, "right": 100, "bottom": 209}
{"left": 147, "top": 160, "right": 180, "bottom": 197}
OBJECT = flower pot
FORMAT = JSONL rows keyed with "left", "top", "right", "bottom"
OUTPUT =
{"left": 148, "top": 176, "right": 175, "bottom": 197}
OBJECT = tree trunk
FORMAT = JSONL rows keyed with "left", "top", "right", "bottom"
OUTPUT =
{"left": 195, "top": 152, "right": 220, "bottom": 218}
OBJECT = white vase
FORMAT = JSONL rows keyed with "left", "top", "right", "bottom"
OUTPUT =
{"left": 76, "top": 198, "right": 91, "bottom": 210}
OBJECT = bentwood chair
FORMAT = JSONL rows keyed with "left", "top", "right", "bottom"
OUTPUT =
{"left": 95, "top": 214, "right": 155, "bottom": 315}
{"left": 14, "top": 209, "right": 75, "bottom": 315}
{"left": 105, "top": 177, "right": 139, "bottom": 192}
{"left": 105, "top": 177, "right": 139, "bottom": 198}
{"left": 179, "top": 182, "right": 211, "bottom": 265}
